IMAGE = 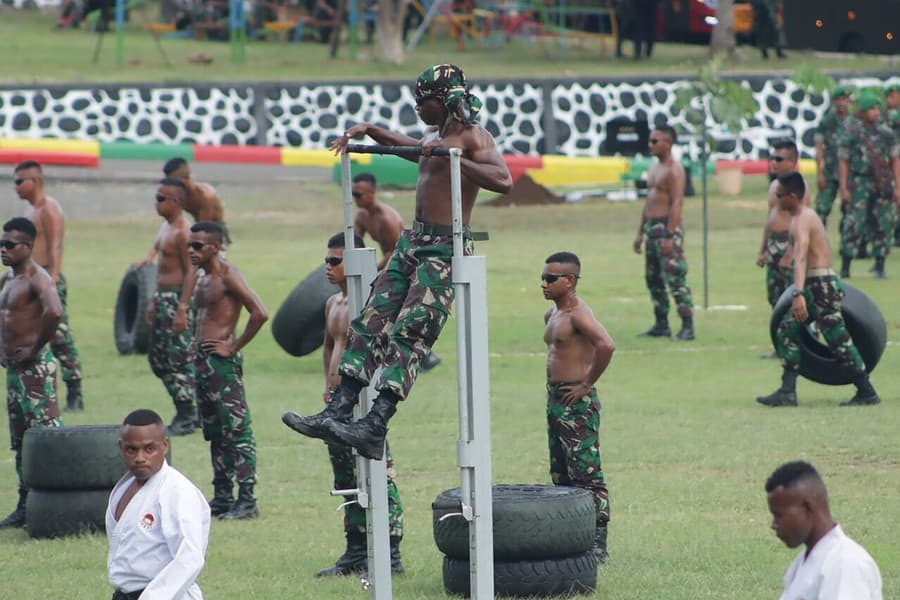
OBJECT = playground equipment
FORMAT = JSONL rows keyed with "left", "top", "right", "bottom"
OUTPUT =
{"left": 337, "top": 143, "right": 495, "bottom": 598}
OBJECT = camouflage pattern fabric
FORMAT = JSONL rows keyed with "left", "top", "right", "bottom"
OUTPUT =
{"left": 838, "top": 119, "right": 900, "bottom": 258}
{"left": 327, "top": 438, "right": 404, "bottom": 537}
{"left": 414, "top": 64, "right": 482, "bottom": 125}
{"left": 50, "top": 273, "right": 83, "bottom": 385}
{"left": 546, "top": 382, "right": 609, "bottom": 524}
{"left": 814, "top": 109, "right": 850, "bottom": 222}
{"left": 148, "top": 288, "right": 196, "bottom": 410}
{"left": 6, "top": 346, "right": 62, "bottom": 484}
{"left": 775, "top": 275, "right": 864, "bottom": 375}
{"left": 815, "top": 180, "right": 841, "bottom": 226}
{"left": 340, "top": 230, "right": 474, "bottom": 400}
{"left": 195, "top": 348, "right": 257, "bottom": 488}
{"left": 643, "top": 218, "right": 693, "bottom": 319}
{"left": 764, "top": 231, "right": 791, "bottom": 307}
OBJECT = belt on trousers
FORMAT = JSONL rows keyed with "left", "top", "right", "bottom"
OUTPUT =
{"left": 411, "top": 220, "right": 489, "bottom": 241}
{"left": 156, "top": 284, "right": 182, "bottom": 293}
{"left": 807, "top": 267, "right": 836, "bottom": 277}
{"left": 112, "top": 590, "right": 144, "bottom": 600}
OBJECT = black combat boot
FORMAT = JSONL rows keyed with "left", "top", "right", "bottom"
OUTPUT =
{"left": 0, "top": 487, "right": 28, "bottom": 529}
{"left": 675, "top": 315, "right": 695, "bottom": 341}
{"left": 208, "top": 478, "right": 234, "bottom": 517}
{"left": 282, "top": 378, "right": 363, "bottom": 442}
{"left": 840, "top": 255, "right": 852, "bottom": 279}
{"left": 64, "top": 379, "right": 83, "bottom": 412}
{"left": 592, "top": 522, "right": 609, "bottom": 564}
{"left": 326, "top": 392, "right": 398, "bottom": 460}
{"left": 316, "top": 530, "right": 368, "bottom": 577}
{"left": 219, "top": 484, "right": 258, "bottom": 520}
{"left": 840, "top": 374, "right": 880, "bottom": 406}
{"left": 168, "top": 402, "right": 197, "bottom": 436}
{"left": 873, "top": 256, "right": 886, "bottom": 279}
{"left": 420, "top": 351, "right": 442, "bottom": 372}
{"left": 638, "top": 314, "right": 670, "bottom": 338}
{"left": 390, "top": 535, "right": 405, "bottom": 574}
{"left": 757, "top": 370, "right": 798, "bottom": 407}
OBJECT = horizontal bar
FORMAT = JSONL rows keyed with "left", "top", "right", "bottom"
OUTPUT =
{"left": 346, "top": 143, "right": 450, "bottom": 157}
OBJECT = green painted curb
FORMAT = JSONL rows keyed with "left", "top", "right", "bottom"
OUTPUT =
{"left": 100, "top": 141, "right": 195, "bottom": 162}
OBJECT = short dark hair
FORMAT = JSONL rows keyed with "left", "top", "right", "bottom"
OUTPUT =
{"left": 328, "top": 231, "right": 365, "bottom": 249}
{"left": 163, "top": 157, "right": 188, "bottom": 175}
{"left": 353, "top": 172, "right": 376, "bottom": 186}
{"left": 14, "top": 160, "right": 42, "bottom": 174}
{"left": 122, "top": 408, "right": 164, "bottom": 427}
{"left": 159, "top": 177, "right": 186, "bottom": 199}
{"left": 3, "top": 217, "right": 37, "bottom": 241}
{"left": 191, "top": 221, "right": 225, "bottom": 242}
{"left": 772, "top": 139, "right": 798, "bottom": 161}
{"left": 545, "top": 251, "right": 581, "bottom": 269}
{"left": 776, "top": 171, "right": 806, "bottom": 199}
{"left": 765, "top": 461, "right": 822, "bottom": 493}
{"left": 655, "top": 124, "right": 677, "bottom": 144}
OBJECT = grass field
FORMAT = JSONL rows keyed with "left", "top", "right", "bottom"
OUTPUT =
{"left": 0, "top": 171, "right": 897, "bottom": 599}
{"left": 1, "top": 6, "right": 896, "bottom": 85}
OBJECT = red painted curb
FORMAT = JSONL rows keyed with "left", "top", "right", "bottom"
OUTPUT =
{"left": 504, "top": 154, "right": 543, "bottom": 183}
{"left": 0, "top": 150, "right": 99, "bottom": 168}
{"left": 194, "top": 144, "right": 282, "bottom": 164}
{"left": 717, "top": 159, "right": 769, "bottom": 175}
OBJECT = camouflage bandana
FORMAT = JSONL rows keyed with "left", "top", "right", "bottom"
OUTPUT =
{"left": 414, "top": 64, "right": 482, "bottom": 125}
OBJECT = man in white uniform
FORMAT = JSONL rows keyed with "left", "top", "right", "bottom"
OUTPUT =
{"left": 765, "top": 460, "right": 882, "bottom": 600}
{"left": 106, "top": 409, "right": 211, "bottom": 600}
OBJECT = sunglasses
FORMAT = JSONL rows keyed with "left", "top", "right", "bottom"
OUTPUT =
{"left": 0, "top": 240, "right": 25, "bottom": 250}
{"left": 155, "top": 193, "right": 173, "bottom": 202}
{"left": 769, "top": 156, "right": 787, "bottom": 162}
{"left": 324, "top": 256, "right": 343, "bottom": 266}
{"left": 13, "top": 177, "right": 34, "bottom": 186}
{"left": 648, "top": 138, "right": 661, "bottom": 145}
{"left": 351, "top": 191, "right": 362, "bottom": 199}
{"left": 188, "top": 241, "right": 212, "bottom": 251}
{"left": 541, "top": 273, "right": 573, "bottom": 284}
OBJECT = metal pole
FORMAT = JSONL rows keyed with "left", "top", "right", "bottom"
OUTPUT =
{"left": 115, "top": 0, "right": 124, "bottom": 67}
{"left": 340, "top": 152, "right": 392, "bottom": 599}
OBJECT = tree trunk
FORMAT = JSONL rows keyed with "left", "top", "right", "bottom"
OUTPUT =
{"left": 376, "top": 0, "right": 409, "bottom": 65}
{"left": 709, "top": 0, "right": 737, "bottom": 59}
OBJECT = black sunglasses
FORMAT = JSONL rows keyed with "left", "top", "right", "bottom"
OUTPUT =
{"left": 648, "top": 138, "right": 660, "bottom": 144}
{"left": 188, "top": 241, "right": 212, "bottom": 251}
{"left": 0, "top": 240, "right": 25, "bottom": 250}
{"left": 769, "top": 156, "right": 786, "bottom": 162}
{"left": 155, "top": 193, "right": 172, "bottom": 202}
{"left": 13, "top": 177, "right": 33, "bottom": 186}
{"left": 541, "top": 273, "right": 573, "bottom": 284}
{"left": 351, "top": 191, "right": 362, "bottom": 199}
{"left": 324, "top": 256, "right": 343, "bottom": 266}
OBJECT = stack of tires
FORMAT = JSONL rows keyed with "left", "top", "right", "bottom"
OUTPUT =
{"left": 433, "top": 484, "right": 599, "bottom": 598}
{"left": 22, "top": 425, "right": 129, "bottom": 538}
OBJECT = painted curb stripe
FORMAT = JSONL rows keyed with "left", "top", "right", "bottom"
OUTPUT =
{"left": 0, "top": 137, "right": 99, "bottom": 155}
{"left": 194, "top": 144, "right": 281, "bottom": 164}
{"left": 100, "top": 141, "right": 195, "bottom": 162}
{"left": 0, "top": 149, "right": 99, "bottom": 167}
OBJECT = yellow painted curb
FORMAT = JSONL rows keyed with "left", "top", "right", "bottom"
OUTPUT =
{"left": 281, "top": 148, "right": 371, "bottom": 167}
{"left": 797, "top": 158, "right": 816, "bottom": 175}
{"left": 528, "top": 155, "right": 629, "bottom": 186}
{"left": 0, "top": 137, "right": 99, "bottom": 155}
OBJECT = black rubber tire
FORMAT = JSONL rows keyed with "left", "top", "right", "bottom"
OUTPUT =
{"left": 271, "top": 264, "right": 340, "bottom": 357}
{"left": 26, "top": 488, "right": 110, "bottom": 539}
{"left": 769, "top": 283, "right": 887, "bottom": 385}
{"left": 433, "top": 484, "right": 595, "bottom": 560}
{"left": 442, "top": 552, "right": 598, "bottom": 598}
{"left": 22, "top": 425, "right": 126, "bottom": 490}
{"left": 114, "top": 263, "right": 157, "bottom": 355}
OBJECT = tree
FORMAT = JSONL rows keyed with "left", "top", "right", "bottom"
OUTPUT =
{"left": 709, "top": 0, "right": 737, "bottom": 59}
{"left": 375, "top": 0, "right": 411, "bottom": 64}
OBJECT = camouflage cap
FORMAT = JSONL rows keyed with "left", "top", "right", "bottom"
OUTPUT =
{"left": 414, "top": 64, "right": 482, "bottom": 125}
{"left": 831, "top": 85, "right": 853, "bottom": 99}
{"left": 855, "top": 92, "right": 883, "bottom": 112}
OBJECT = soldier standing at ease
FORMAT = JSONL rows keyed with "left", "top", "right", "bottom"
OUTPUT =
{"left": 542, "top": 251, "right": 616, "bottom": 563}
{"left": 133, "top": 179, "right": 198, "bottom": 436}
{"left": 814, "top": 86, "right": 853, "bottom": 228}
{"left": 14, "top": 161, "right": 84, "bottom": 412}
{"left": 884, "top": 83, "right": 900, "bottom": 247}
{"left": 633, "top": 125, "right": 695, "bottom": 341}
{"left": 837, "top": 93, "right": 900, "bottom": 279}
{"left": 188, "top": 222, "right": 268, "bottom": 520}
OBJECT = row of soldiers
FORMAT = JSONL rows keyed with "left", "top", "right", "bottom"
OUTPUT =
{"left": 814, "top": 83, "right": 900, "bottom": 279}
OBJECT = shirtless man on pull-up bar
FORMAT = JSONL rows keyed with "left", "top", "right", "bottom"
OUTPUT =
{"left": 283, "top": 63, "right": 512, "bottom": 461}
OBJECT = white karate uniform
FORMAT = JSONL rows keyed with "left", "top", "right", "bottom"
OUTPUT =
{"left": 780, "top": 524, "right": 882, "bottom": 600}
{"left": 106, "top": 461, "right": 211, "bottom": 600}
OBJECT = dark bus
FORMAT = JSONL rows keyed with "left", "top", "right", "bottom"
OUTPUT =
{"left": 782, "top": 0, "right": 898, "bottom": 54}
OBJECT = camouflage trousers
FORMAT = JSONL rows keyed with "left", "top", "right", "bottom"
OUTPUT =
{"left": 340, "top": 229, "right": 473, "bottom": 399}
{"left": 195, "top": 349, "right": 257, "bottom": 489}
{"left": 643, "top": 218, "right": 693, "bottom": 319}
{"left": 775, "top": 275, "right": 864, "bottom": 375}
{"left": 51, "top": 273, "right": 83, "bottom": 384}
{"left": 840, "top": 177, "right": 896, "bottom": 259}
{"left": 764, "top": 231, "right": 791, "bottom": 307}
{"left": 148, "top": 288, "right": 195, "bottom": 409}
{"left": 815, "top": 179, "right": 839, "bottom": 226}
{"left": 6, "top": 347, "right": 62, "bottom": 484}
{"left": 327, "top": 436, "right": 404, "bottom": 537}
{"left": 547, "top": 382, "right": 609, "bottom": 524}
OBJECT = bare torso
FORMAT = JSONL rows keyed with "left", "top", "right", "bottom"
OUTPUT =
{"left": 24, "top": 196, "right": 64, "bottom": 272}
{"left": 184, "top": 183, "right": 224, "bottom": 223}
{"left": 767, "top": 179, "right": 811, "bottom": 233}
{"left": 0, "top": 264, "right": 55, "bottom": 360}
{"left": 643, "top": 161, "right": 683, "bottom": 220}
{"left": 194, "top": 264, "right": 242, "bottom": 342}
{"left": 155, "top": 216, "right": 191, "bottom": 288}
{"left": 791, "top": 206, "right": 832, "bottom": 270}
{"left": 544, "top": 300, "right": 598, "bottom": 382}
{"left": 355, "top": 203, "right": 404, "bottom": 256}
{"left": 324, "top": 292, "right": 349, "bottom": 390}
